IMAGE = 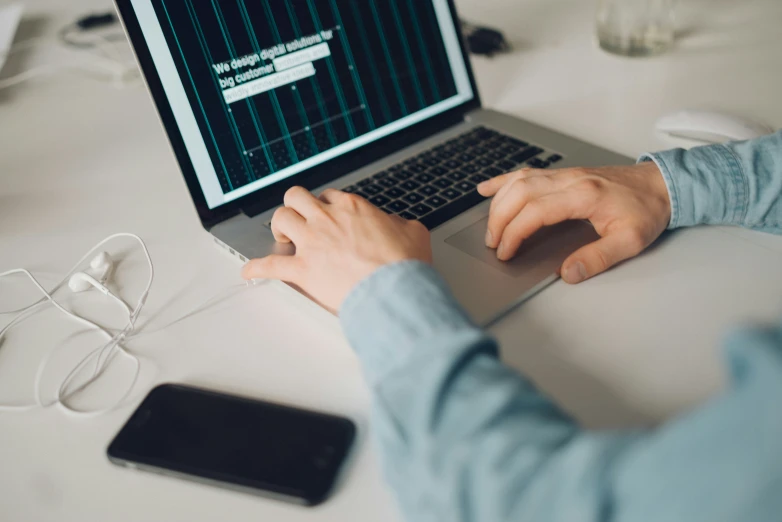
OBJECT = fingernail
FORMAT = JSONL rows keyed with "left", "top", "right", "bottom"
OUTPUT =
{"left": 563, "top": 262, "right": 587, "bottom": 284}
{"left": 485, "top": 229, "right": 493, "bottom": 247}
{"left": 497, "top": 242, "right": 507, "bottom": 260}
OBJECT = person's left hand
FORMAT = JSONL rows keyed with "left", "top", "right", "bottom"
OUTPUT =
{"left": 241, "top": 187, "right": 433, "bottom": 313}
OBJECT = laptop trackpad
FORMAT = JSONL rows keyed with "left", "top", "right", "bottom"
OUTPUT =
{"left": 445, "top": 217, "right": 600, "bottom": 278}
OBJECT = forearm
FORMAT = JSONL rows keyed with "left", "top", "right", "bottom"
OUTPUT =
{"left": 341, "top": 262, "right": 782, "bottom": 522}
{"left": 341, "top": 261, "right": 618, "bottom": 521}
{"left": 641, "top": 131, "right": 782, "bottom": 233}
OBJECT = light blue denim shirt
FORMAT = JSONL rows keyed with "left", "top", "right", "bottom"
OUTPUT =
{"left": 340, "top": 131, "right": 782, "bottom": 522}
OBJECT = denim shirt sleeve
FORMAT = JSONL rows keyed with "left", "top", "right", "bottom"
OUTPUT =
{"left": 640, "top": 131, "right": 782, "bottom": 233}
{"left": 341, "top": 260, "right": 782, "bottom": 522}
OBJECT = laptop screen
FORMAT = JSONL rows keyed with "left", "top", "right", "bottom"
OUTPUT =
{"left": 131, "top": 0, "right": 475, "bottom": 210}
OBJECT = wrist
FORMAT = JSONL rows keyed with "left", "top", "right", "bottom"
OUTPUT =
{"left": 638, "top": 155, "right": 675, "bottom": 229}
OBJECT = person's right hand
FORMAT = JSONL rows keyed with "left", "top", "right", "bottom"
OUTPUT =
{"left": 477, "top": 162, "right": 672, "bottom": 284}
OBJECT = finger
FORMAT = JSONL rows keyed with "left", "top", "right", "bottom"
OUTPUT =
{"left": 318, "top": 188, "right": 349, "bottom": 205}
{"left": 270, "top": 206, "right": 306, "bottom": 244}
{"left": 242, "top": 255, "right": 302, "bottom": 283}
{"left": 496, "top": 192, "right": 590, "bottom": 261}
{"left": 561, "top": 230, "right": 648, "bottom": 284}
{"left": 477, "top": 168, "right": 549, "bottom": 197}
{"left": 486, "top": 177, "right": 559, "bottom": 249}
{"left": 284, "top": 186, "right": 324, "bottom": 219}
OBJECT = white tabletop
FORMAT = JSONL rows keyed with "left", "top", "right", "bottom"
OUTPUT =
{"left": 1, "top": 0, "right": 781, "bottom": 520}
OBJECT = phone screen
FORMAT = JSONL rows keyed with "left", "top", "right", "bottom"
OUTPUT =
{"left": 107, "top": 384, "right": 356, "bottom": 506}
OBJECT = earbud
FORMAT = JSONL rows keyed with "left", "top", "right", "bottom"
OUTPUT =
{"left": 69, "top": 252, "right": 113, "bottom": 294}
{"left": 90, "top": 252, "right": 112, "bottom": 274}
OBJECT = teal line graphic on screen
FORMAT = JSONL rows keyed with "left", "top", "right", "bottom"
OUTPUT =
{"left": 213, "top": 0, "right": 276, "bottom": 174}
{"left": 160, "top": 0, "right": 233, "bottom": 190}
{"left": 152, "top": 0, "right": 459, "bottom": 196}
{"left": 184, "top": 0, "right": 256, "bottom": 184}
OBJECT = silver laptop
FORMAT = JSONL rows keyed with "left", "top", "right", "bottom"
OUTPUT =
{"left": 116, "top": 0, "right": 631, "bottom": 325}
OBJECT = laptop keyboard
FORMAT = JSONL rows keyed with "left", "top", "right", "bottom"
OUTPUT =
{"left": 342, "top": 126, "right": 563, "bottom": 229}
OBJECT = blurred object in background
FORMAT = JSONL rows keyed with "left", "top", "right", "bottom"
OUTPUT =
{"left": 461, "top": 19, "right": 511, "bottom": 57}
{"left": 0, "top": 2, "right": 23, "bottom": 73}
{"left": 597, "top": 0, "right": 676, "bottom": 57}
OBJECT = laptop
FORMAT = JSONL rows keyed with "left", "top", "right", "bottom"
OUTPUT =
{"left": 115, "top": 0, "right": 632, "bottom": 326}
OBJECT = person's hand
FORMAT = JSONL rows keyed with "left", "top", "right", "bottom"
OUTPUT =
{"left": 477, "top": 162, "right": 671, "bottom": 284}
{"left": 241, "top": 187, "right": 432, "bottom": 313}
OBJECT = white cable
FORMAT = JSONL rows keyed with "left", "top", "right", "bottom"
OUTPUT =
{"left": 0, "top": 234, "right": 260, "bottom": 417}
{"left": 0, "top": 233, "right": 153, "bottom": 416}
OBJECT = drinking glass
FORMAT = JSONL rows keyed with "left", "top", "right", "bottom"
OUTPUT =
{"left": 596, "top": 0, "right": 676, "bottom": 57}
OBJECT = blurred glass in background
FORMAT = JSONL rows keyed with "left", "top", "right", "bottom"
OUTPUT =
{"left": 597, "top": 0, "right": 676, "bottom": 57}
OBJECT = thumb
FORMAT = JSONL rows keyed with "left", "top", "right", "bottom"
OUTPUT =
{"left": 561, "top": 231, "right": 646, "bottom": 284}
{"left": 242, "top": 255, "right": 300, "bottom": 283}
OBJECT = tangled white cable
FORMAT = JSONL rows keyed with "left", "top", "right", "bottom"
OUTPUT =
{"left": 0, "top": 233, "right": 153, "bottom": 417}
{"left": 0, "top": 234, "right": 261, "bottom": 417}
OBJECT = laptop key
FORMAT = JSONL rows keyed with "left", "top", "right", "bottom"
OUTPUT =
{"left": 470, "top": 174, "right": 489, "bottom": 184}
{"left": 410, "top": 204, "right": 434, "bottom": 217}
{"left": 461, "top": 164, "right": 480, "bottom": 174}
{"left": 527, "top": 158, "right": 550, "bottom": 169}
{"left": 373, "top": 171, "right": 390, "bottom": 179}
{"left": 441, "top": 188, "right": 463, "bottom": 200}
{"left": 429, "top": 166, "right": 449, "bottom": 177}
{"left": 407, "top": 163, "right": 427, "bottom": 174}
{"left": 403, "top": 192, "right": 425, "bottom": 204}
{"left": 483, "top": 167, "right": 503, "bottom": 177}
{"left": 363, "top": 184, "right": 383, "bottom": 196}
{"left": 342, "top": 185, "right": 358, "bottom": 193}
{"left": 385, "top": 187, "right": 405, "bottom": 199}
{"left": 399, "top": 211, "right": 417, "bottom": 220}
{"left": 423, "top": 157, "right": 440, "bottom": 167}
{"left": 400, "top": 180, "right": 421, "bottom": 191}
{"left": 548, "top": 154, "right": 563, "bottom": 164}
{"left": 393, "top": 169, "right": 415, "bottom": 181}
{"left": 419, "top": 185, "right": 439, "bottom": 197}
{"left": 369, "top": 194, "right": 391, "bottom": 207}
{"left": 416, "top": 173, "right": 435, "bottom": 183}
{"left": 357, "top": 178, "right": 374, "bottom": 187}
{"left": 377, "top": 177, "right": 398, "bottom": 188}
{"left": 497, "top": 160, "right": 517, "bottom": 171}
{"left": 509, "top": 147, "right": 544, "bottom": 165}
{"left": 354, "top": 190, "right": 369, "bottom": 199}
{"left": 489, "top": 151, "right": 506, "bottom": 161}
{"left": 455, "top": 181, "right": 476, "bottom": 192}
{"left": 476, "top": 157, "right": 494, "bottom": 167}
{"left": 444, "top": 160, "right": 462, "bottom": 170}
{"left": 448, "top": 171, "right": 468, "bottom": 181}
{"left": 387, "top": 200, "right": 410, "bottom": 213}
{"left": 425, "top": 196, "right": 448, "bottom": 208}
{"left": 433, "top": 178, "right": 453, "bottom": 189}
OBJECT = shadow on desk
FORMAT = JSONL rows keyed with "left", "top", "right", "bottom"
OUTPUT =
{"left": 0, "top": 16, "right": 48, "bottom": 103}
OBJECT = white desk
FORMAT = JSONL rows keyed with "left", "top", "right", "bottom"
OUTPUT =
{"left": 1, "top": 0, "right": 781, "bottom": 520}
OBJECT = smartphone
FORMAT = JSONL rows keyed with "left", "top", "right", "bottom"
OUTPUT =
{"left": 107, "top": 384, "right": 356, "bottom": 506}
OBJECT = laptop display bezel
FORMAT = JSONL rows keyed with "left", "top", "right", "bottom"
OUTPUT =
{"left": 114, "top": 0, "right": 483, "bottom": 229}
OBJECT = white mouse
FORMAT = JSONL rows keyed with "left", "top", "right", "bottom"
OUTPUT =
{"left": 656, "top": 109, "right": 774, "bottom": 143}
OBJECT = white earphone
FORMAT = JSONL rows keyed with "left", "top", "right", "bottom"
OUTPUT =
{"left": 0, "top": 234, "right": 258, "bottom": 417}
{"left": 68, "top": 251, "right": 113, "bottom": 294}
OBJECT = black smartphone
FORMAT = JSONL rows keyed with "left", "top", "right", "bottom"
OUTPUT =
{"left": 107, "top": 384, "right": 356, "bottom": 506}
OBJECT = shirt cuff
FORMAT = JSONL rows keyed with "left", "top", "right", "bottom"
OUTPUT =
{"left": 339, "top": 260, "right": 479, "bottom": 386}
{"left": 639, "top": 144, "right": 746, "bottom": 229}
